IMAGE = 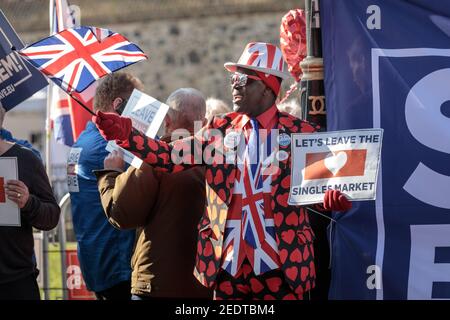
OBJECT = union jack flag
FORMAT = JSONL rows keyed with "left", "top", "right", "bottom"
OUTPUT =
{"left": 49, "top": 0, "right": 80, "bottom": 146}
{"left": 47, "top": 0, "right": 96, "bottom": 146}
{"left": 19, "top": 26, "right": 147, "bottom": 94}
{"left": 221, "top": 127, "right": 281, "bottom": 276}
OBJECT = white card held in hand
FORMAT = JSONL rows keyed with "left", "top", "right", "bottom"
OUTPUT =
{"left": 106, "top": 89, "right": 169, "bottom": 168}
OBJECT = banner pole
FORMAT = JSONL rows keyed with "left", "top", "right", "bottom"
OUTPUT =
{"left": 43, "top": 81, "right": 52, "bottom": 301}
{"left": 41, "top": 0, "right": 56, "bottom": 301}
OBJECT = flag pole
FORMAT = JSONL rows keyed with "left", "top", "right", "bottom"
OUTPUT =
{"left": 69, "top": 92, "right": 95, "bottom": 116}
{"left": 41, "top": 0, "right": 56, "bottom": 301}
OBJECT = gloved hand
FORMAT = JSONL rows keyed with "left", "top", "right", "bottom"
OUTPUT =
{"left": 323, "top": 189, "right": 352, "bottom": 211}
{"left": 92, "top": 111, "right": 132, "bottom": 141}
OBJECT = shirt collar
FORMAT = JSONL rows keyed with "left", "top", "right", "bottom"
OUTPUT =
{"left": 230, "top": 104, "right": 279, "bottom": 129}
{"left": 255, "top": 104, "right": 278, "bottom": 129}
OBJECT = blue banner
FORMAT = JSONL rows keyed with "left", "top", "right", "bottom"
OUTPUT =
{"left": 0, "top": 10, "right": 48, "bottom": 111}
{"left": 321, "top": 0, "right": 450, "bottom": 299}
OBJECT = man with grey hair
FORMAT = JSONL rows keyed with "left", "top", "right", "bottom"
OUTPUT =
{"left": 95, "top": 88, "right": 212, "bottom": 299}
{"left": 164, "top": 88, "right": 206, "bottom": 138}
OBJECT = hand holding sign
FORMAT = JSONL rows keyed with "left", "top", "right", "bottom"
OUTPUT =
{"left": 93, "top": 111, "right": 132, "bottom": 142}
{"left": 104, "top": 89, "right": 169, "bottom": 169}
{"left": 104, "top": 150, "right": 125, "bottom": 171}
{"left": 323, "top": 189, "right": 352, "bottom": 211}
{"left": 5, "top": 179, "right": 29, "bottom": 209}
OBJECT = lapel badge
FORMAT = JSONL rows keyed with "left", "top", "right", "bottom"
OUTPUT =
{"left": 277, "top": 133, "right": 291, "bottom": 148}
{"left": 276, "top": 150, "right": 289, "bottom": 162}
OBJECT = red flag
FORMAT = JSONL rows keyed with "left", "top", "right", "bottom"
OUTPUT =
{"left": 0, "top": 177, "right": 5, "bottom": 203}
{"left": 70, "top": 83, "right": 95, "bottom": 140}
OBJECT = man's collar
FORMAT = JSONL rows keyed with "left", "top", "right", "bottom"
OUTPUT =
{"left": 229, "top": 104, "right": 278, "bottom": 129}
{"left": 256, "top": 104, "right": 277, "bottom": 129}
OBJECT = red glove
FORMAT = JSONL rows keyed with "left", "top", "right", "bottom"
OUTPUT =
{"left": 323, "top": 189, "right": 352, "bottom": 212}
{"left": 92, "top": 111, "right": 132, "bottom": 141}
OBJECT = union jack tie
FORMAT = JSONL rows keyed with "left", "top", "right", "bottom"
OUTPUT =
{"left": 242, "top": 118, "right": 268, "bottom": 249}
{"left": 221, "top": 117, "right": 281, "bottom": 275}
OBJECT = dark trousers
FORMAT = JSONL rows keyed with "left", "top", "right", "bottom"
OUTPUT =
{"left": 0, "top": 273, "right": 40, "bottom": 300}
{"left": 95, "top": 280, "right": 131, "bottom": 300}
{"left": 308, "top": 211, "right": 331, "bottom": 300}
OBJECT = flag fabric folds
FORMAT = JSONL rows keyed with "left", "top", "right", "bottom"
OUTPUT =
{"left": 19, "top": 25, "right": 147, "bottom": 94}
{"left": 49, "top": 0, "right": 78, "bottom": 146}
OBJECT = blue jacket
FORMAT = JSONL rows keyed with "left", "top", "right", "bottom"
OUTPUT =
{"left": 69, "top": 122, "right": 135, "bottom": 292}
{"left": 0, "top": 128, "right": 42, "bottom": 160}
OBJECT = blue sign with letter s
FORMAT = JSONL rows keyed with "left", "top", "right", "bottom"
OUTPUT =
{"left": 321, "top": 0, "right": 450, "bottom": 299}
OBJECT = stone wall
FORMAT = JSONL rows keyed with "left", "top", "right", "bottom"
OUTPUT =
{"left": 20, "top": 11, "right": 296, "bottom": 106}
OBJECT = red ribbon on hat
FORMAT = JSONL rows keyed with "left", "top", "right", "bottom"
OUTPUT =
{"left": 254, "top": 70, "right": 281, "bottom": 96}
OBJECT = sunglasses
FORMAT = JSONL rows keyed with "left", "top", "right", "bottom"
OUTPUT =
{"left": 230, "top": 72, "right": 262, "bottom": 87}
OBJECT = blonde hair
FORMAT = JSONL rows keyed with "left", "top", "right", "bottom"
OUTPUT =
{"left": 205, "top": 97, "right": 231, "bottom": 119}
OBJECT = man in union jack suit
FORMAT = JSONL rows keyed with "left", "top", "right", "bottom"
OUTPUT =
{"left": 93, "top": 42, "right": 352, "bottom": 300}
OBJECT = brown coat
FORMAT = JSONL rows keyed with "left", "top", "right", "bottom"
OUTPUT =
{"left": 95, "top": 163, "right": 211, "bottom": 298}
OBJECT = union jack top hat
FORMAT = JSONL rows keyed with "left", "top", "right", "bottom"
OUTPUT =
{"left": 224, "top": 42, "right": 289, "bottom": 80}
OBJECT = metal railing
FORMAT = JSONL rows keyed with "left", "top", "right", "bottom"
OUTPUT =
{"left": 58, "top": 192, "right": 70, "bottom": 300}
{"left": 38, "top": 192, "right": 70, "bottom": 300}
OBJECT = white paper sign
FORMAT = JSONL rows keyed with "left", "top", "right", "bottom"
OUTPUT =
{"left": 288, "top": 129, "right": 383, "bottom": 205}
{"left": 0, "top": 157, "right": 20, "bottom": 226}
{"left": 67, "top": 147, "right": 82, "bottom": 193}
{"left": 106, "top": 89, "right": 169, "bottom": 168}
